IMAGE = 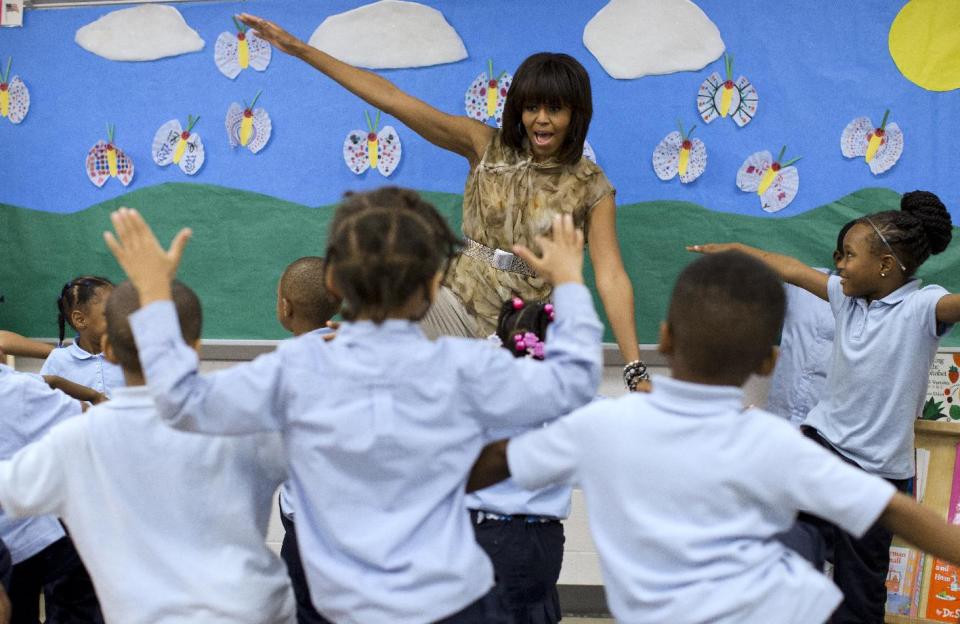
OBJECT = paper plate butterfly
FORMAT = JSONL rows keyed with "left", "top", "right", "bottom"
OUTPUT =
{"left": 152, "top": 115, "right": 205, "bottom": 176}
{"left": 840, "top": 109, "right": 903, "bottom": 175}
{"left": 226, "top": 91, "right": 271, "bottom": 154}
{"left": 652, "top": 120, "right": 706, "bottom": 184}
{"left": 86, "top": 124, "right": 134, "bottom": 187}
{"left": 215, "top": 16, "right": 271, "bottom": 80}
{"left": 0, "top": 57, "right": 29, "bottom": 124}
{"left": 736, "top": 146, "right": 800, "bottom": 213}
{"left": 465, "top": 60, "right": 512, "bottom": 128}
{"left": 343, "top": 111, "right": 401, "bottom": 177}
{"left": 697, "top": 54, "right": 758, "bottom": 128}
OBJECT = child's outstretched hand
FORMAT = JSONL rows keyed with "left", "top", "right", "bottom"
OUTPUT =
{"left": 237, "top": 14, "right": 303, "bottom": 56}
{"left": 513, "top": 214, "right": 584, "bottom": 286}
{"left": 103, "top": 207, "right": 191, "bottom": 305}
{"left": 686, "top": 243, "right": 749, "bottom": 254}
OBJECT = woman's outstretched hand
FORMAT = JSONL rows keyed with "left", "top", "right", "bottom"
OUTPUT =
{"left": 103, "top": 207, "right": 191, "bottom": 305}
{"left": 237, "top": 13, "right": 304, "bottom": 56}
{"left": 513, "top": 214, "right": 584, "bottom": 286}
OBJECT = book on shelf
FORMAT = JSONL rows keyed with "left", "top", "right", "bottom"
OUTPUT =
{"left": 917, "top": 447, "right": 931, "bottom": 504}
{"left": 924, "top": 352, "right": 960, "bottom": 422}
{"left": 924, "top": 443, "right": 960, "bottom": 621}
{"left": 886, "top": 546, "right": 924, "bottom": 616}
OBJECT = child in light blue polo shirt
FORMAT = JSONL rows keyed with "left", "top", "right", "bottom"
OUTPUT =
{"left": 103, "top": 189, "right": 602, "bottom": 624}
{"left": 469, "top": 250, "right": 960, "bottom": 624}
{"left": 467, "top": 296, "right": 569, "bottom": 624}
{"left": 690, "top": 190, "right": 960, "bottom": 622}
{"left": 40, "top": 276, "right": 125, "bottom": 397}
{"left": 0, "top": 364, "right": 103, "bottom": 623}
{"left": 274, "top": 256, "right": 342, "bottom": 624}
{"left": 0, "top": 281, "right": 295, "bottom": 624}
{"left": 766, "top": 220, "right": 854, "bottom": 426}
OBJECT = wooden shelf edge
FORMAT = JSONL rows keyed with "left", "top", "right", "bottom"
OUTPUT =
{"left": 916, "top": 419, "right": 960, "bottom": 436}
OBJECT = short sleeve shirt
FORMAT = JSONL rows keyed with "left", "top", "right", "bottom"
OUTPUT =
{"left": 804, "top": 276, "right": 952, "bottom": 478}
{"left": 508, "top": 376, "right": 896, "bottom": 624}
{"left": 445, "top": 131, "right": 615, "bottom": 335}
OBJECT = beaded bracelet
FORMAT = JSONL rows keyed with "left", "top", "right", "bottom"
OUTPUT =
{"left": 623, "top": 359, "right": 649, "bottom": 391}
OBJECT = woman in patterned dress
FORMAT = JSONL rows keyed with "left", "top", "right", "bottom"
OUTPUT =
{"left": 239, "top": 13, "right": 646, "bottom": 387}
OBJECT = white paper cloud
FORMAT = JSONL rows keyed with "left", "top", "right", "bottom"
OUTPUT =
{"left": 308, "top": 0, "right": 467, "bottom": 69}
{"left": 583, "top": 0, "right": 724, "bottom": 79}
{"left": 75, "top": 5, "right": 204, "bottom": 62}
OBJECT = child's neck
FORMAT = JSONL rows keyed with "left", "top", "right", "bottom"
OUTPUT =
{"left": 76, "top": 334, "right": 102, "bottom": 355}
{"left": 670, "top": 361, "right": 749, "bottom": 388}
{"left": 290, "top": 319, "right": 326, "bottom": 337}
{"left": 862, "top": 278, "right": 907, "bottom": 303}
{"left": 122, "top": 370, "right": 145, "bottom": 386}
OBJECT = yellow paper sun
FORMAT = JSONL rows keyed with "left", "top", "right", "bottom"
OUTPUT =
{"left": 889, "top": 0, "right": 960, "bottom": 92}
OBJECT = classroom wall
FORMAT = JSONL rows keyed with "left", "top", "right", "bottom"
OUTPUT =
{"left": 3, "top": 0, "right": 960, "bottom": 345}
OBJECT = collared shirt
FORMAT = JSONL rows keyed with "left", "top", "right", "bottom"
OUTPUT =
{"left": 508, "top": 375, "right": 896, "bottom": 624}
{"left": 766, "top": 272, "right": 835, "bottom": 426}
{"left": 130, "top": 283, "right": 602, "bottom": 624}
{"left": 0, "top": 386, "right": 294, "bottom": 624}
{"left": 40, "top": 341, "right": 125, "bottom": 397}
{"left": 0, "top": 365, "right": 80, "bottom": 562}
{"left": 278, "top": 327, "right": 333, "bottom": 521}
{"left": 805, "top": 275, "right": 952, "bottom": 479}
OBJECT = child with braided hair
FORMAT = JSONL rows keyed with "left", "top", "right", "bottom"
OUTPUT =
{"left": 690, "top": 190, "right": 960, "bottom": 622}
{"left": 103, "top": 186, "right": 603, "bottom": 624}
{"left": 467, "top": 295, "right": 570, "bottom": 624}
{"left": 40, "top": 276, "right": 124, "bottom": 398}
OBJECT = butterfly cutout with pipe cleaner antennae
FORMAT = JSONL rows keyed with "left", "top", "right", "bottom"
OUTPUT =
{"left": 86, "top": 124, "right": 134, "bottom": 187}
{"left": 152, "top": 115, "right": 205, "bottom": 176}
{"left": 736, "top": 146, "right": 800, "bottom": 213}
{"left": 465, "top": 59, "right": 512, "bottom": 128}
{"left": 343, "top": 111, "right": 402, "bottom": 177}
{"left": 226, "top": 91, "right": 272, "bottom": 154}
{"left": 653, "top": 119, "right": 707, "bottom": 184}
{"left": 0, "top": 57, "right": 29, "bottom": 124}
{"left": 840, "top": 109, "right": 903, "bottom": 175}
{"left": 215, "top": 16, "right": 271, "bottom": 80}
{"left": 697, "top": 53, "right": 758, "bottom": 128}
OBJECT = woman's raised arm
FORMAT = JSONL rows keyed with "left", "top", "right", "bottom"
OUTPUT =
{"left": 238, "top": 13, "right": 495, "bottom": 166}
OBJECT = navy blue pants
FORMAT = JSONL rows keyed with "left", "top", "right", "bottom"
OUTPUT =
{"left": 9, "top": 536, "right": 103, "bottom": 624}
{"left": 470, "top": 511, "right": 564, "bottom": 624}
{"left": 780, "top": 427, "right": 911, "bottom": 624}
{"left": 434, "top": 586, "right": 513, "bottom": 623}
{"left": 279, "top": 509, "right": 333, "bottom": 624}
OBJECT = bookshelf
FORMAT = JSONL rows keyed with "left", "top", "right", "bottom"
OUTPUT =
{"left": 885, "top": 419, "right": 960, "bottom": 623}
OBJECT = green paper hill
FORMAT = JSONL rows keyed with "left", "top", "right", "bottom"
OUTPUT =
{"left": 1, "top": 184, "right": 958, "bottom": 345}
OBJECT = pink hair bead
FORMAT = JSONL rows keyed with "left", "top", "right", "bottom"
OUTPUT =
{"left": 512, "top": 297, "right": 524, "bottom": 310}
{"left": 544, "top": 304, "right": 554, "bottom": 314}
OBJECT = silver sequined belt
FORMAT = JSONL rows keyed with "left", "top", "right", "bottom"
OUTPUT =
{"left": 461, "top": 238, "right": 537, "bottom": 277}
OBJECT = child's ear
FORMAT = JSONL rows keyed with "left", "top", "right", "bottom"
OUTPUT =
{"left": 190, "top": 338, "right": 202, "bottom": 357}
{"left": 756, "top": 346, "right": 779, "bottom": 377}
{"left": 324, "top": 266, "right": 342, "bottom": 298}
{"left": 70, "top": 308, "right": 86, "bottom": 330}
{"left": 657, "top": 321, "right": 673, "bottom": 356}
{"left": 879, "top": 255, "right": 897, "bottom": 277}
{"left": 279, "top": 297, "right": 293, "bottom": 320}
{"left": 101, "top": 335, "right": 120, "bottom": 365}
{"left": 428, "top": 271, "right": 443, "bottom": 303}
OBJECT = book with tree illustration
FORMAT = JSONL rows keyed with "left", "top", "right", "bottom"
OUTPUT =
{"left": 923, "top": 352, "right": 960, "bottom": 421}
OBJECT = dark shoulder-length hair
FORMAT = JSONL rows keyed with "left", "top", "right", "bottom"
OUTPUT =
{"left": 501, "top": 52, "right": 593, "bottom": 166}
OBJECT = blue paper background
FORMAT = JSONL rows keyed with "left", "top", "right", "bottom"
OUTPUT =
{"left": 1, "top": 0, "right": 958, "bottom": 218}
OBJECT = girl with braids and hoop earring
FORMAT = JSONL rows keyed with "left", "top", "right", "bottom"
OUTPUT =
{"left": 40, "top": 276, "right": 124, "bottom": 399}
{"left": 690, "top": 190, "right": 960, "bottom": 623}
{"left": 235, "top": 13, "right": 648, "bottom": 393}
{"left": 103, "top": 187, "right": 604, "bottom": 623}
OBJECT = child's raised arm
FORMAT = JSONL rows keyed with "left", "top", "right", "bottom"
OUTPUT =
{"left": 936, "top": 294, "right": 960, "bottom": 325}
{"left": 104, "top": 208, "right": 287, "bottom": 436}
{"left": 237, "top": 13, "right": 494, "bottom": 166}
{"left": 688, "top": 242, "right": 830, "bottom": 301}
